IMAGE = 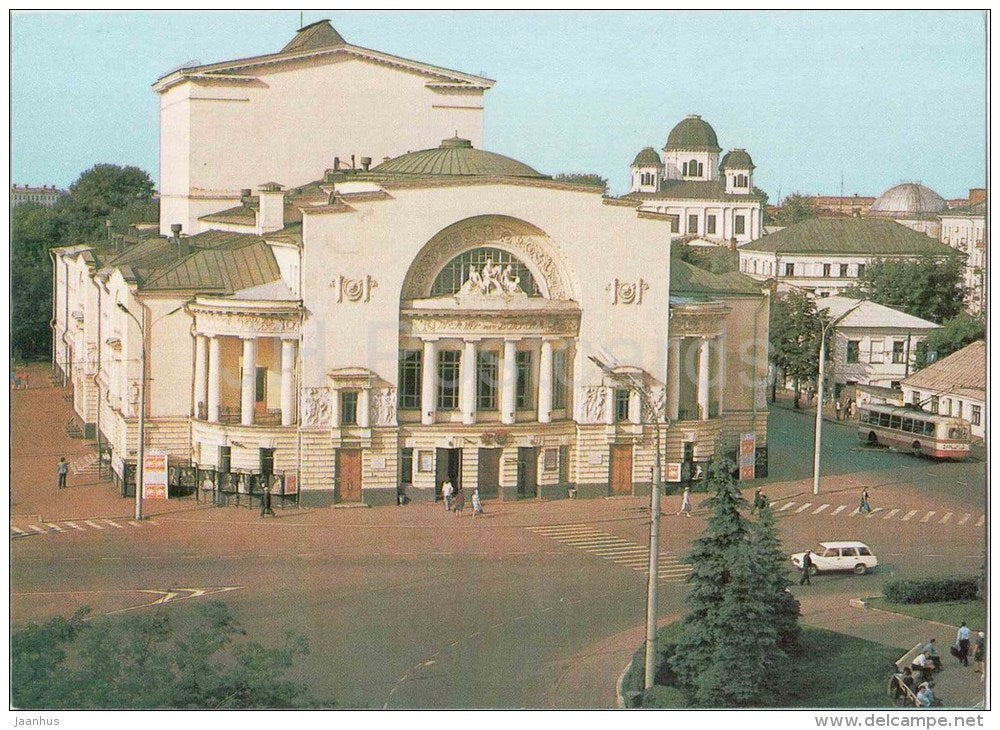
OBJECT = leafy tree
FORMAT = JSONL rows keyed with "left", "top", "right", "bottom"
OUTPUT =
{"left": 754, "top": 187, "right": 770, "bottom": 225}
{"left": 913, "top": 313, "right": 984, "bottom": 370}
{"left": 768, "top": 290, "right": 825, "bottom": 407}
{"left": 844, "top": 255, "right": 966, "bottom": 324}
{"left": 772, "top": 193, "right": 816, "bottom": 226}
{"left": 551, "top": 172, "right": 608, "bottom": 192}
{"left": 11, "top": 601, "right": 330, "bottom": 709}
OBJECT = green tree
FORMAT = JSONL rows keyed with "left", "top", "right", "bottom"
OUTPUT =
{"left": 754, "top": 187, "right": 770, "bottom": 225}
{"left": 768, "top": 290, "right": 825, "bottom": 407}
{"left": 913, "top": 313, "right": 984, "bottom": 370}
{"left": 11, "top": 601, "right": 330, "bottom": 709}
{"left": 772, "top": 193, "right": 816, "bottom": 226}
{"left": 751, "top": 504, "right": 801, "bottom": 652}
{"left": 63, "top": 163, "right": 156, "bottom": 242}
{"left": 551, "top": 172, "right": 608, "bottom": 192}
{"left": 845, "top": 255, "right": 966, "bottom": 324}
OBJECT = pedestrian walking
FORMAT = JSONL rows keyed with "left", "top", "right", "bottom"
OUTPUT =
{"left": 452, "top": 488, "right": 465, "bottom": 515}
{"left": 678, "top": 486, "right": 692, "bottom": 517}
{"left": 471, "top": 488, "right": 483, "bottom": 516}
{"left": 974, "top": 631, "right": 985, "bottom": 673}
{"left": 57, "top": 457, "right": 68, "bottom": 489}
{"left": 442, "top": 479, "right": 454, "bottom": 511}
{"left": 799, "top": 549, "right": 813, "bottom": 585}
{"left": 835, "top": 400, "right": 842, "bottom": 420}
{"left": 752, "top": 488, "right": 767, "bottom": 511}
{"left": 957, "top": 622, "right": 972, "bottom": 666}
{"left": 859, "top": 487, "right": 871, "bottom": 514}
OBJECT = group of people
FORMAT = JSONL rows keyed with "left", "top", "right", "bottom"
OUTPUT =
{"left": 441, "top": 480, "right": 483, "bottom": 516}
{"left": 894, "top": 627, "right": 987, "bottom": 707}
{"left": 10, "top": 369, "right": 29, "bottom": 390}
{"left": 834, "top": 399, "right": 856, "bottom": 421}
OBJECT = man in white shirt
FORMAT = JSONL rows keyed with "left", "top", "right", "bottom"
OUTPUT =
{"left": 442, "top": 480, "right": 454, "bottom": 511}
{"left": 911, "top": 651, "right": 933, "bottom": 682}
{"left": 957, "top": 622, "right": 972, "bottom": 666}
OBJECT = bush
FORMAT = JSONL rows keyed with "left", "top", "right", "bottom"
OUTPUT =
{"left": 640, "top": 685, "right": 687, "bottom": 708}
{"left": 884, "top": 578, "right": 979, "bottom": 604}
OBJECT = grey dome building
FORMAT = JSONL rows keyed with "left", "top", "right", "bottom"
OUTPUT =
{"left": 869, "top": 182, "right": 947, "bottom": 237}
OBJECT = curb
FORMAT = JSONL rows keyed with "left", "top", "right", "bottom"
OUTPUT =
{"left": 615, "top": 658, "right": 633, "bottom": 709}
{"left": 864, "top": 605, "right": 962, "bottom": 631}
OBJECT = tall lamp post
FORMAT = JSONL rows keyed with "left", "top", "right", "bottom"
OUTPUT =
{"left": 588, "top": 354, "right": 667, "bottom": 691}
{"left": 117, "top": 301, "right": 184, "bottom": 519}
{"left": 812, "top": 301, "right": 864, "bottom": 495}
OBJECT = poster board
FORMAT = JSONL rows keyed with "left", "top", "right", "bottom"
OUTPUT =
{"left": 142, "top": 451, "right": 169, "bottom": 500}
{"left": 666, "top": 462, "right": 682, "bottom": 482}
{"left": 739, "top": 432, "right": 756, "bottom": 481}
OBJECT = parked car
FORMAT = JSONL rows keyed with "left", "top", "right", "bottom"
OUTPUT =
{"left": 790, "top": 541, "right": 878, "bottom": 575}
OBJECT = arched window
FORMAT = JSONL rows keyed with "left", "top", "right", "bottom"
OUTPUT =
{"left": 682, "top": 162, "right": 689, "bottom": 176}
{"left": 689, "top": 159, "right": 699, "bottom": 177}
{"left": 431, "top": 247, "right": 541, "bottom": 297}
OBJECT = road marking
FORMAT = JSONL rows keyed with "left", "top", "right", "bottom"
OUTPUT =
{"left": 778, "top": 502, "right": 796, "bottom": 512}
{"left": 920, "top": 511, "right": 937, "bottom": 523}
{"left": 975, "top": 516, "right": 985, "bottom": 527}
{"left": 901, "top": 510, "right": 919, "bottom": 522}
{"left": 28, "top": 525, "right": 46, "bottom": 534}
{"left": 84, "top": 520, "right": 104, "bottom": 530}
{"left": 104, "top": 520, "right": 123, "bottom": 529}
{"left": 45, "top": 523, "right": 64, "bottom": 532}
{"left": 795, "top": 503, "right": 813, "bottom": 514}
{"left": 939, "top": 512, "right": 953, "bottom": 524}
{"left": 64, "top": 521, "right": 86, "bottom": 531}
{"left": 882, "top": 509, "right": 900, "bottom": 520}
{"left": 128, "top": 521, "right": 142, "bottom": 527}
{"left": 831, "top": 505, "right": 847, "bottom": 516}
{"left": 850, "top": 507, "right": 861, "bottom": 517}
{"left": 559, "top": 537, "right": 627, "bottom": 546}
{"left": 958, "top": 514, "right": 971, "bottom": 526}
{"left": 527, "top": 525, "right": 587, "bottom": 534}
{"left": 812, "top": 504, "right": 830, "bottom": 515}
{"left": 591, "top": 546, "right": 647, "bottom": 555}
{"left": 10, "top": 526, "right": 26, "bottom": 535}
{"left": 865, "top": 507, "right": 885, "bottom": 518}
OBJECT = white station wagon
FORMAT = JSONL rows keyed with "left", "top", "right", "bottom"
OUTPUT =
{"left": 790, "top": 541, "right": 878, "bottom": 575}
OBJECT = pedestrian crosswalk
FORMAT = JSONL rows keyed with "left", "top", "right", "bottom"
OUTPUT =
{"left": 10, "top": 518, "right": 158, "bottom": 539}
{"left": 526, "top": 524, "right": 692, "bottom": 583}
{"left": 770, "top": 500, "right": 983, "bottom": 528}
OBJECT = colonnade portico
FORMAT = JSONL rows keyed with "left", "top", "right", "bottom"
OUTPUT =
{"left": 667, "top": 301, "right": 729, "bottom": 422}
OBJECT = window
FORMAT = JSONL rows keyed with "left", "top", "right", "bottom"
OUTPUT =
{"left": 683, "top": 162, "right": 689, "bottom": 176}
{"left": 911, "top": 391, "right": 921, "bottom": 407}
{"left": 857, "top": 546, "right": 872, "bottom": 556}
{"left": 930, "top": 396, "right": 939, "bottom": 413}
{"left": 892, "top": 341, "right": 906, "bottom": 364}
{"left": 640, "top": 172, "right": 654, "bottom": 186}
{"left": 878, "top": 412, "right": 891, "bottom": 427}
{"left": 431, "top": 247, "right": 540, "bottom": 297}
{"left": 515, "top": 351, "right": 533, "bottom": 409}
{"left": 341, "top": 391, "right": 358, "bottom": 426}
{"left": 841, "top": 548, "right": 858, "bottom": 557}
{"left": 902, "top": 417, "right": 913, "bottom": 432}
{"left": 219, "top": 446, "right": 232, "bottom": 473}
{"left": 688, "top": 214, "right": 698, "bottom": 234}
{"left": 890, "top": 415, "right": 902, "bottom": 430}
{"left": 822, "top": 263, "right": 831, "bottom": 277}
{"left": 400, "top": 448, "right": 413, "bottom": 485}
{"left": 552, "top": 349, "right": 567, "bottom": 409}
{"left": 923, "top": 421, "right": 936, "bottom": 437}
{"left": 859, "top": 409, "right": 870, "bottom": 424}
{"left": 735, "top": 215, "right": 746, "bottom": 235}
{"left": 784, "top": 262, "right": 794, "bottom": 277}
{"left": 839, "top": 263, "right": 849, "bottom": 277}
{"left": 706, "top": 215, "right": 716, "bottom": 234}
{"left": 669, "top": 215, "right": 680, "bottom": 234}
{"left": 972, "top": 405, "right": 981, "bottom": 426}
{"left": 477, "top": 351, "right": 498, "bottom": 410}
{"left": 399, "top": 350, "right": 422, "bottom": 409}
{"left": 614, "top": 389, "right": 630, "bottom": 422}
{"left": 846, "top": 340, "right": 860, "bottom": 363}
{"left": 955, "top": 400, "right": 963, "bottom": 419}
{"left": 260, "top": 448, "right": 275, "bottom": 476}
{"left": 688, "top": 159, "right": 698, "bottom": 177}
{"left": 753, "top": 260, "right": 758, "bottom": 274}
{"left": 857, "top": 263, "right": 866, "bottom": 277}
{"left": 913, "top": 419, "right": 924, "bottom": 434}
{"left": 869, "top": 339, "right": 884, "bottom": 363}
{"left": 255, "top": 367, "right": 267, "bottom": 403}
{"left": 437, "top": 351, "right": 460, "bottom": 410}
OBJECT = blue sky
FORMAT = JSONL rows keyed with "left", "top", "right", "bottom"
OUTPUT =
{"left": 11, "top": 10, "right": 986, "bottom": 199}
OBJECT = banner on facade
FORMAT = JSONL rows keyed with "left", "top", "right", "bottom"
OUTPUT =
{"left": 666, "top": 462, "right": 682, "bottom": 482}
{"left": 142, "top": 452, "right": 169, "bottom": 500}
{"left": 739, "top": 432, "right": 756, "bottom": 481}
{"left": 284, "top": 474, "right": 298, "bottom": 495}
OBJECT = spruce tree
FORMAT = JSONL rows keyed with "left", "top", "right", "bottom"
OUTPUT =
{"left": 752, "top": 504, "right": 801, "bottom": 651}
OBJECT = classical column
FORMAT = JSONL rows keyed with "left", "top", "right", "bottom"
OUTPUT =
{"left": 668, "top": 338, "right": 681, "bottom": 421}
{"left": 330, "top": 387, "right": 341, "bottom": 428}
{"left": 697, "top": 337, "right": 710, "bottom": 420}
{"left": 461, "top": 339, "right": 478, "bottom": 425}
{"left": 207, "top": 336, "right": 221, "bottom": 423}
{"left": 280, "top": 338, "right": 296, "bottom": 427}
{"left": 538, "top": 339, "right": 554, "bottom": 424}
{"left": 421, "top": 338, "right": 438, "bottom": 426}
{"left": 715, "top": 332, "right": 726, "bottom": 418}
{"left": 358, "top": 387, "right": 370, "bottom": 428}
{"left": 501, "top": 339, "right": 517, "bottom": 426}
{"left": 240, "top": 337, "right": 257, "bottom": 426}
{"left": 193, "top": 334, "right": 208, "bottom": 419}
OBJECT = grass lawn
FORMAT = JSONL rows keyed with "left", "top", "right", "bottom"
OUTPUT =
{"left": 623, "top": 624, "right": 900, "bottom": 708}
{"left": 867, "top": 598, "right": 986, "bottom": 631}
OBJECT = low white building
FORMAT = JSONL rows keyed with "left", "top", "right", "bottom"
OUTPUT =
{"left": 738, "top": 218, "right": 960, "bottom": 297}
{"left": 900, "top": 340, "right": 985, "bottom": 440}
{"left": 939, "top": 198, "right": 986, "bottom": 314}
{"left": 815, "top": 297, "right": 939, "bottom": 389}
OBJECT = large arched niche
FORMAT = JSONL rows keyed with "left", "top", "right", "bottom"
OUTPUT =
{"left": 400, "top": 215, "right": 579, "bottom": 302}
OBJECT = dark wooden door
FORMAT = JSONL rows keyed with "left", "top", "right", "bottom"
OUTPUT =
{"left": 477, "top": 448, "right": 501, "bottom": 498}
{"left": 337, "top": 449, "right": 362, "bottom": 502}
{"left": 609, "top": 444, "right": 633, "bottom": 495}
{"left": 517, "top": 447, "right": 538, "bottom": 498}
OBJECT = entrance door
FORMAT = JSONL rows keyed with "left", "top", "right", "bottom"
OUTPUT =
{"left": 517, "top": 447, "right": 538, "bottom": 498}
{"left": 477, "top": 448, "right": 501, "bottom": 498}
{"left": 254, "top": 367, "right": 267, "bottom": 417}
{"left": 435, "top": 448, "right": 462, "bottom": 499}
{"left": 337, "top": 449, "right": 362, "bottom": 502}
{"left": 609, "top": 444, "right": 633, "bottom": 495}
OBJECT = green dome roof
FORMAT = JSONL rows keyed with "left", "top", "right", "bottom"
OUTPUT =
{"left": 665, "top": 115, "right": 721, "bottom": 152}
{"left": 631, "top": 147, "right": 662, "bottom": 167}
{"left": 371, "top": 137, "right": 546, "bottom": 178}
{"left": 720, "top": 148, "right": 754, "bottom": 170}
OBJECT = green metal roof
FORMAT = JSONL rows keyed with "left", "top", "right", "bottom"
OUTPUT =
{"left": 665, "top": 115, "right": 721, "bottom": 152}
{"left": 626, "top": 179, "right": 765, "bottom": 202}
{"left": 631, "top": 147, "right": 662, "bottom": 167}
{"left": 371, "top": 137, "right": 546, "bottom": 178}
{"left": 720, "top": 149, "right": 754, "bottom": 171}
{"left": 939, "top": 201, "right": 986, "bottom": 217}
{"left": 741, "top": 218, "right": 961, "bottom": 256}
{"left": 281, "top": 20, "right": 346, "bottom": 53}
{"left": 670, "top": 259, "right": 765, "bottom": 297}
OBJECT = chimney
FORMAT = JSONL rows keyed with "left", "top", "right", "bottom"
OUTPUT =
{"left": 351, "top": 154, "right": 356, "bottom": 170}
{"left": 730, "top": 236, "right": 738, "bottom": 253}
{"left": 257, "top": 182, "right": 285, "bottom": 235}
{"left": 333, "top": 156, "right": 340, "bottom": 171}
{"left": 171, "top": 223, "right": 188, "bottom": 256}
{"left": 360, "top": 156, "right": 372, "bottom": 172}
{"left": 969, "top": 188, "right": 986, "bottom": 206}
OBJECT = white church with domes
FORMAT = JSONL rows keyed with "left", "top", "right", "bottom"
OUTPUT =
{"left": 626, "top": 115, "right": 766, "bottom": 244}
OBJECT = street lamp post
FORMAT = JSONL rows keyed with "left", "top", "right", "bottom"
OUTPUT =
{"left": 812, "top": 302, "right": 864, "bottom": 495}
{"left": 588, "top": 355, "right": 666, "bottom": 691}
